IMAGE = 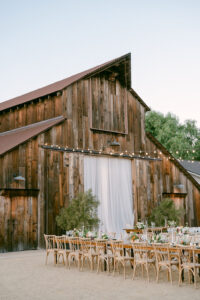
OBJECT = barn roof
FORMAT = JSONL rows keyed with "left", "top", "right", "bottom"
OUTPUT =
{"left": 0, "top": 116, "right": 65, "bottom": 156}
{"left": 179, "top": 160, "right": 200, "bottom": 176}
{"left": 0, "top": 53, "right": 145, "bottom": 112}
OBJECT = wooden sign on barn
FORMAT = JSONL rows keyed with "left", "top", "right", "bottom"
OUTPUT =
{"left": 0, "top": 53, "right": 199, "bottom": 252}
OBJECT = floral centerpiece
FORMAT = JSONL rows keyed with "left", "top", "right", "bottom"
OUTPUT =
{"left": 135, "top": 222, "right": 145, "bottom": 229}
{"left": 101, "top": 233, "right": 108, "bottom": 240}
{"left": 182, "top": 227, "right": 189, "bottom": 234}
{"left": 73, "top": 228, "right": 80, "bottom": 237}
{"left": 150, "top": 233, "right": 167, "bottom": 244}
{"left": 168, "top": 220, "right": 176, "bottom": 227}
{"left": 180, "top": 238, "right": 190, "bottom": 245}
{"left": 129, "top": 232, "right": 139, "bottom": 242}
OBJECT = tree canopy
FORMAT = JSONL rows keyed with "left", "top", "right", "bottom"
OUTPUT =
{"left": 145, "top": 111, "right": 200, "bottom": 160}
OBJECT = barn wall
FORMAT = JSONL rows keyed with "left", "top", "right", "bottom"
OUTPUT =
{"left": 0, "top": 95, "right": 62, "bottom": 133}
{"left": 0, "top": 194, "right": 38, "bottom": 252}
{"left": 0, "top": 74, "right": 200, "bottom": 251}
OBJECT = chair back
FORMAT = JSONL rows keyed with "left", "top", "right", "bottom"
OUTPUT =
{"left": 55, "top": 236, "right": 66, "bottom": 250}
{"left": 44, "top": 234, "right": 56, "bottom": 250}
{"left": 80, "top": 238, "right": 94, "bottom": 254}
{"left": 192, "top": 247, "right": 200, "bottom": 265}
{"left": 111, "top": 241, "right": 124, "bottom": 257}
{"left": 68, "top": 237, "right": 80, "bottom": 252}
{"left": 168, "top": 247, "right": 182, "bottom": 265}
{"left": 154, "top": 245, "right": 169, "bottom": 264}
{"left": 95, "top": 240, "right": 107, "bottom": 256}
{"left": 132, "top": 244, "right": 152, "bottom": 262}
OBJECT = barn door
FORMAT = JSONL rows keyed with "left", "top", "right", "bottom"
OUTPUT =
{"left": 0, "top": 195, "right": 38, "bottom": 252}
{"left": 84, "top": 156, "right": 134, "bottom": 235}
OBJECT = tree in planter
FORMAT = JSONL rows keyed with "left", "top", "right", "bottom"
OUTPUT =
{"left": 56, "top": 189, "right": 100, "bottom": 233}
{"left": 148, "top": 198, "right": 184, "bottom": 227}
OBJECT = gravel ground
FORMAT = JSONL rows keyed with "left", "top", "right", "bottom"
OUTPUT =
{"left": 0, "top": 250, "right": 200, "bottom": 300}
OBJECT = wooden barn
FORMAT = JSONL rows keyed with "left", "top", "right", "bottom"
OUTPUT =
{"left": 0, "top": 53, "right": 200, "bottom": 252}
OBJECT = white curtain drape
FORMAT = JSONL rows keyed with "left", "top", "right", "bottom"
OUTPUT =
{"left": 84, "top": 156, "right": 134, "bottom": 235}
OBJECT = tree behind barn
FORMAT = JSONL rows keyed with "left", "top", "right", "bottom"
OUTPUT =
{"left": 145, "top": 111, "right": 200, "bottom": 160}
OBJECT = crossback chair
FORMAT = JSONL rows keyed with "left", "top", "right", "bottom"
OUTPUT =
{"left": 132, "top": 244, "right": 156, "bottom": 282}
{"left": 55, "top": 236, "right": 71, "bottom": 267}
{"left": 179, "top": 247, "right": 200, "bottom": 288}
{"left": 44, "top": 234, "right": 57, "bottom": 265}
{"left": 111, "top": 241, "right": 134, "bottom": 279}
{"left": 193, "top": 248, "right": 200, "bottom": 288}
{"left": 81, "top": 238, "right": 98, "bottom": 271}
{"left": 68, "top": 237, "right": 82, "bottom": 270}
{"left": 95, "top": 240, "right": 112, "bottom": 273}
{"left": 154, "top": 245, "right": 181, "bottom": 284}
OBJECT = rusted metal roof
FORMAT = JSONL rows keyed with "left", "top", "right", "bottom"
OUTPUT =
{"left": 0, "top": 116, "right": 65, "bottom": 156}
{"left": 0, "top": 53, "right": 132, "bottom": 112}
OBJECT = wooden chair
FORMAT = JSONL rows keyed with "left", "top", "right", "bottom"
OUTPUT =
{"left": 95, "top": 240, "right": 112, "bottom": 273}
{"left": 193, "top": 248, "right": 200, "bottom": 288}
{"left": 154, "top": 245, "right": 181, "bottom": 284}
{"left": 68, "top": 237, "right": 82, "bottom": 270}
{"left": 81, "top": 238, "right": 98, "bottom": 271}
{"left": 44, "top": 234, "right": 57, "bottom": 265}
{"left": 132, "top": 244, "right": 156, "bottom": 282}
{"left": 112, "top": 241, "right": 134, "bottom": 279}
{"left": 179, "top": 247, "right": 200, "bottom": 288}
{"left": 55, "top": 236, "right": 71, "bottom": 267}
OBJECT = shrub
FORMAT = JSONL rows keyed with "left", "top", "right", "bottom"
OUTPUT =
{"left": 148, "top": 198, "right": 184, "bottom": 226}
{"left": 56, "top": 189, "right": 100, "bottom": 231}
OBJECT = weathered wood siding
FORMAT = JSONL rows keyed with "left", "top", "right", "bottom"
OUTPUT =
{"left": 0, "top": 72, "right": 199, "bottom": 251}
{"left": 0, "top": 194, "right": 37, "bottom": 252}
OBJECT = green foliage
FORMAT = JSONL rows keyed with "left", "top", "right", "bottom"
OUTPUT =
{"left": 145, "top": 111, "right": 200, "bottom": 160}
{"left": 56, "top": 189, "right": 100, "bottom": 231}
{"left": 148, "top": 198, "right": 184, "bottom": 226}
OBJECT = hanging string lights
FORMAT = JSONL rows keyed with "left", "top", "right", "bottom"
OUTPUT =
{"left": 41, "top": 144, "right": 200, "bottom": 164}
{"left": 41, "top": 144, "right": 163, "bottom": 161}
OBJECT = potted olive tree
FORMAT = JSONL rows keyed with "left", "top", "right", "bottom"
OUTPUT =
{"left": 148, "top": 198, "right": 184, "bottom": 226}
{"left": 56, "top": 189, "right": 100, "bottom": 235}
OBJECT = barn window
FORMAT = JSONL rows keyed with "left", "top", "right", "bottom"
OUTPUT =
{"left": 90, "top": 75, "right": 128, "bottom": 134}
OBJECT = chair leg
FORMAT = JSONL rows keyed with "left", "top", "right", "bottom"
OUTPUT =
{"left": 45, "top": 252, "right": 48, "bottom": 265}
{"left": 194, "top": 268, "right": 197, "bottom": 288}
{"left": 146, "top": 265, "right": 149, "bottom": 282}
{"left": 65, "top": 254, "right": 69, "bottom": 268}
{"left": 179, "top": 268, "right": 183, "bottom": 286}
{"left": 113, "top": 260, "right": 116, "bottom": 276}
{"left": 142, "top": 265, "right": 144, "bottom": 277}
{"left": 107, "top": 259, "right": 109, "bottom": 274}
{"left": 123, "top": 262, "right": 126, "bottom": 280}
{"left": 82, "top": 256, "right": 85, "bottom": 271}
{"left": 153, "top": 264, "right": 157, "bottom": 277}
{"left": 156, "top": 266, "right": 160, "bottom": 283}
{"left": 188, "top": 270, "right": 191, "bottom": 284}
{"left": 169, "top": 267, "right": 172, "bottom": 284}
{"left": 132, "top": 263, "right": 137, "bottom": 280}
{"left": 78, "top": 256, "right": 81, "bottom": 271}
{"left": 54, "top": 251, "right": 57, "bottom": 265}
{"left": 68, "top": 255, "right": 72, "bottom": 269}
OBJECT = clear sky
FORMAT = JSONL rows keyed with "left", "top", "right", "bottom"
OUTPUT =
{"left": 0, "top": 0, "right": 200, "bottom": 127}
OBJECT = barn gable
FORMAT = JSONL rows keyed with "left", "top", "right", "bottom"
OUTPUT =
{"left": 0, "top": 53, "right": 136, "bottom": 112}
{"left": 0, "top": 53, "right": 199, "bottom": 252}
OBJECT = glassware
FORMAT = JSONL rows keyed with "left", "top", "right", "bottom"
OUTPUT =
{"left": 151, "top": 222, "right": 155, "bottom": 228}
